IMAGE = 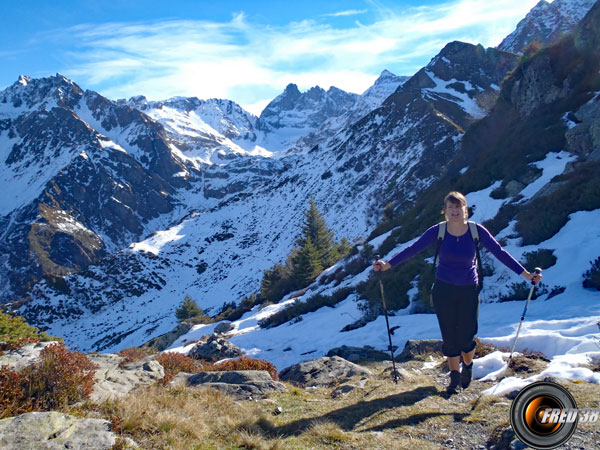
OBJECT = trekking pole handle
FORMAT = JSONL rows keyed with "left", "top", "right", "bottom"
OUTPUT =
{"left": 531, "top": 267, "right": 542, "bottom": 285}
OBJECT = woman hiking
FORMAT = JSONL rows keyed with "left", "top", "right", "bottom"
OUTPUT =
{"left": 372, "top": 191, "right": 542, "bottom": 394}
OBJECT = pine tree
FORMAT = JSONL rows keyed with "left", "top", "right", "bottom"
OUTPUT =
{"left": 291, "top": 236, "right": 323, "bottom": 287}
{"left": 336, "top": 237, "right": 352, "bottom": 259}
{"left": 296, "top": 197, "right": 336, "bottom": 268}
{"left": 260, "top": 264, "right": 291, "bottom": 303}
{"left": 175, "top": 295, "right": 204, "bottom": 322}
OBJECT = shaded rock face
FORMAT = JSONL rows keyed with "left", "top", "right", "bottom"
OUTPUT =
{"left": 186, "top": 370, "right": 286, "bottom": 400}
{"left": 188, "top": 335, "right": 243, "bottom": 361}
{"left": 397, "top": 340, "right": 444, "bottom": 362}
{"left": 279, "top": 356, "right": 373, "bottom": 387}
{"left": 141, "top": 322, "right": 193, "bottom": 351}
{"left": 326, "top": 345, "right": 391, "bottom": 363}
{"left": 87, "top": 354, "right": 165, "bottom": 403}
{"left": 214, "top": 321, "right": 234, "bottom": 334}
{"left": 566, "top": 92, "right": 600, "bottom": 160}
{"left": 0, "top": 411, "right": 117, "bottom": 450}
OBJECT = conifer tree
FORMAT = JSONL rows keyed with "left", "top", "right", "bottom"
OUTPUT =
{"left": 260, "top": 264, "right": 291, "bottom": 303}
{"left": 291, "top": 236, "right": 323, "bottom": 287}
{"left": 175, "top": 295, "right": 204, "bottom": 322}
{"left": 336, "top": 237, "right": 352, "bottom": 259}
{"left": 296, "top": 197, "right": 336, "bottom": 268}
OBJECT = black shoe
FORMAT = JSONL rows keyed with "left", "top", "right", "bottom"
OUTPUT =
{"left": 446, "top": 370, "right": 461, "bottom": 394}
{"left": 461, "top": 362, "right": 473, "bottom": 389}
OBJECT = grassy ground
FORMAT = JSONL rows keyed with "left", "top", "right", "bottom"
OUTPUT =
{"left": 67, "top": 354, "right": 600, "bottom": 449}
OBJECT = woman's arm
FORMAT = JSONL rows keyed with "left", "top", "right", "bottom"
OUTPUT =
{"left": 477, "top": 224, "right": 542, "bottom": 283}
{"left": 373, "top": 224, "right": 438, "bottom": 271}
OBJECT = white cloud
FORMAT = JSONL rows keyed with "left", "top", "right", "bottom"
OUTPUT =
{"left": 323, "top": 9, "right": 369, "bottom": 17}
{"left": 54, "top": 0, "right": 539, "bottom": 112}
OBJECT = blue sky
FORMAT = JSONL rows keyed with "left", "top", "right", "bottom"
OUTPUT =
{"left": 1, "top": 0, "right": 540, "bottom": 115}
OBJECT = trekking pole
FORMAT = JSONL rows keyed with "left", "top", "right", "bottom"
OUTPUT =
{"left": 508, "top": 268, "right": 542, "bottom": 361}
{"left": 374, "top": 255, "right": 399, "bottom": 384}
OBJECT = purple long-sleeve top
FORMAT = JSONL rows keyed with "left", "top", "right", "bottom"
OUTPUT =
{"left": 388, "top": 223, "right": 525, "bottom": 286}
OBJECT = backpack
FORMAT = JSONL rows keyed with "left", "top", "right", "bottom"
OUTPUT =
{"left": 430, "top": 221, "right": 484, "bottom": 306}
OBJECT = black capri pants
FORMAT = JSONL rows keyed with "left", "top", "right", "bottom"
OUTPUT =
{"left": 431, "top": 279, "right": 480, "bottom": 357}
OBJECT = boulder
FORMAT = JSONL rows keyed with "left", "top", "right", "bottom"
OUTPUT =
{"left": 326, "top": 345, "right": 391, "bottom": 363}
{"left": 87, "top": 354, "right": 165, "bottom": 403}
{"left": 0, "top": 341, "right": 60, "bottom": 370}
{"left": 397, "top": 340, "right": 443, "bottom": 362}
{"left": 214, "top": 321, "right": 234, "bottom": 334}
{"left": 279, "top": 356, "right": 372, "bottom": 387}
{"left": 0, "top": 411, "right": 119, "bottom": 450}
{"left": 188, "top": 335, "right": 243, "bottom": 361}
{"left": 141, "top": 322, "right": 192, "bottom": 351}
{"left": 186, "top": 370, "right": 286, "bottom": 400}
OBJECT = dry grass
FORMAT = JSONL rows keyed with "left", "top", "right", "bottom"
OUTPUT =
{"left": 81, "top": 385, "right": 272, "bottom": 449}
{"left": 66, "top": 354, "right": 600, "bottom": 449}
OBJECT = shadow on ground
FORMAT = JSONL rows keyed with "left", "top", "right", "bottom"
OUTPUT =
{"left": 272, "top": 385, "right": 465, "bottom": 436}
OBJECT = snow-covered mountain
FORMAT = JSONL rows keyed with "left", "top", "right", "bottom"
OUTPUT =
{"left": 0, "top": 74, "right": 199, "bottom": 302}
{"left": 498, "top": 0, "right": 596, "bottom": 53}
{"left": 285, "top": 70, "right": 409, "bottom": 156}
{"left": 9, "top": 39, "right": 520, "bottom": 352}
{"left": 124, "top": 95, "right": 269, "bottom": 163}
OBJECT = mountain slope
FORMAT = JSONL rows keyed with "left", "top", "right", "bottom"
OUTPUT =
{"left": 0, "top": 75, "right": 194, "bottom": 301}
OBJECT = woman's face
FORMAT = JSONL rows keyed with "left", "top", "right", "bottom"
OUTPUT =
{"left": 445, "top": 200, "right": 467, "bottom": 222}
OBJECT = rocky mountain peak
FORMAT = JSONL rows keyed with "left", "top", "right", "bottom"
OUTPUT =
{"left": 374, "top": 69, "right": 401, "bottom": 85}
{"left": 498, "top": 0, "right": 596, "bottom": 53}
{"left": 259, "top": 83, "right": 358, "bottom": 130}
{"left": 403, "top": 41, "right": 518, "bottom": 96}
{"left": 1, "top": 73, "right": 84, "bottom": 112}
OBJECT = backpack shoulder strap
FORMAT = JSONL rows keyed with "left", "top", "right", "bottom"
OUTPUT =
{"left": 437, "top": 221, "right": 447, "bottom": 242}
{"left": 433, "top": 222, "right": 446, "bottom": 267}
{"left": 467, "top": 221, "right": 479, "bottom": 244}
{"left": 468, "top": 221, "right": 484, "bottom": 292}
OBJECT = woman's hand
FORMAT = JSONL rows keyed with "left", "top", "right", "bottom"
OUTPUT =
{"left": 373, "top": 260, "right": 391, "bottom": 272}
{"left": 521, "top": 270, "right": 543, "bottom": 285}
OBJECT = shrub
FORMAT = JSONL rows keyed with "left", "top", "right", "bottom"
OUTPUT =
{"left": 522, "top": 249, "right": 557, "bottom": 270}
{"left": 0, "top": 342, "right": 97, "bottom": 418}
{"left": 155, "top": 352, "right": 201, "bottom": 384}
{"left": 118, "top": 347, "right": 154, "bottom": 364}
{"left": 0, "top": 311, "right": 58, "bottom": 351}
{"left": 499, "top": 281, "right": 547, "bottom": 302}
{"left": 215, "top": 294, "right": 262, "bottom": 322}
{"left": 358, "top": 258, "right": 424, "bottom": 316}
{"left": 258, "top": 287, "right": 354, "bottom": 329}
{"left": 475, "top": 338, "right": 509, "bottom": 357}
{"left": 583, "top": 257, "right": 600, "bottom": 290}
{"left": 200, "top": 356, "right": 279, "bottom": 381}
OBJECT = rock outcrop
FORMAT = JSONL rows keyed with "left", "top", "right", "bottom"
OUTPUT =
{"left": 188, "top": 335, "right": 243, "bottom": 361}
{"left": 326, "top": 345, "right": 391, "bottom": 363}
{"left": 279, "top": 356, "right": 373, "bottom": 387}
{"left": 0, "top": 412, "right": 119, "bottom": 450}
{"left": 186, "top": 370, "right": 286, "bottom": 400}
{"left": 87, "top": 354, "right": 165, "bottom": 403}
{"left": 0, "top": 341, "right": 59, "bottom": 370}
